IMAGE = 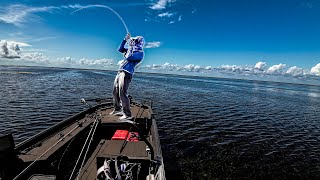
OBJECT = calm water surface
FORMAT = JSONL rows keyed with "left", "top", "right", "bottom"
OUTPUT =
{"left": 1, "top": 66, "right": 320, "bottom": 179}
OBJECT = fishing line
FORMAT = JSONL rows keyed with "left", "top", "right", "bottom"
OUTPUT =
{"left": 71, "top": 5, "right": 129, "bottom": 33}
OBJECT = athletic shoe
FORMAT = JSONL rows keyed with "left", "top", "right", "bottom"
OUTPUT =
{"left": 109, "top": 110, "right": 124, "bottom": 116}
{"left": 119, "top": 115, "right": 133, "bottom": 120}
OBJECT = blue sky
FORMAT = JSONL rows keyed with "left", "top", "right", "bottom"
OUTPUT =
{"left": 0, "top": 0, "right": 320, "bottom": 78}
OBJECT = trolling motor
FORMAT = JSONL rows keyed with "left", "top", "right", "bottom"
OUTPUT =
{"left": 80, "top": 98, "right": 87, "bottom": 105}
{"left": 0, "top": 134, "right": 19, "bottom": 179}
{"left": 80, "top": 98, "right": 92, "bottom": 108}
{"left": 80, "top": 98, "right": 109, "bottom": 108}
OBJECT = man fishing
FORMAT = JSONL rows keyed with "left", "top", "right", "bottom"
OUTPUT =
{"left": 110, "top": 33, "right": 145, "bottom": 120}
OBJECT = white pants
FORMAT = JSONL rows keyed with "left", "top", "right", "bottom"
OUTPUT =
{"left": 112, "top": 71, "right": 132, "bottom": 116}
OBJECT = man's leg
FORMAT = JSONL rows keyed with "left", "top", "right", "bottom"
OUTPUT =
{"left": 112, "top": 73, "right": 121, "bottom": 111}
{"left": 118, "top": 71, "right": 132, "bottom": 117}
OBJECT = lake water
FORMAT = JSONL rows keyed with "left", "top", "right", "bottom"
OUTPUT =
{"left": 1, "top": 66, "right": 320, "bottom": 179}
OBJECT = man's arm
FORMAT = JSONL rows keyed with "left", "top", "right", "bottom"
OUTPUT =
{"left": 118, "top": 33, "right": 131, "bottom": 53}
{"left": 126, "top": 51, "right": 144, "bottom": 62}
{"left": 117, "top": 39, "right": 127, "bottom": 53}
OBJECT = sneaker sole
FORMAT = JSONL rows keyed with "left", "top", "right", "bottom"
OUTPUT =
{"left": 110, "top": 112, "right": 124, "bottom": 116}
{"left": 119, "top": 117, "right": 133, "bottom": 120}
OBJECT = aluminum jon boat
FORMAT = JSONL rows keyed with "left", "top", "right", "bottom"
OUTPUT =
{"left": 0, "top": 97, "right": 165, "bottom": 180}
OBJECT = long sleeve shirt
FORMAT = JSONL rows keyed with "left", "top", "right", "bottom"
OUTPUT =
{"left": 118, "top": 40, "right": 144, "bottom": 74}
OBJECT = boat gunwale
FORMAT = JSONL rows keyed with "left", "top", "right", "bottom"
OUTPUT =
{"left": 15, "top": 102, "right": 113, "bottom": 152}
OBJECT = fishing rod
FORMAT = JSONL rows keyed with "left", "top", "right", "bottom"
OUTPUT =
{"left": 71, "top": 5, "right": 129, "bottom": 34}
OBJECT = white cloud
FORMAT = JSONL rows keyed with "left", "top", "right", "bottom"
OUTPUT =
{"left": 148, "top": 0, "right": 188, "bottom": 24}
{"left": 184, "top": 64, "right": 202, "bottom": 72}
{"left": 184, "top": 64, "right": 195, "bottom": 70}
{"left": 310, "top": 63, "right": 320, "bottom": 76}
{"left": 0, "top": 40, "right": 31, "bottom": 57}
{"left": 150, "top": 0, "right": 174, "bottom": 10}
{"left": 0, "top": 51, "right": 49, "bottom": 65}
{"left": 145, "top": 41, "right": 161, "bottom": 48}
{"left": 158, "top": 12, "right": 173, "bottom": 17}
{"left": 55, "top": 57, "right": 114, "bottom": 68}
{"left": 167, "top": 15, "right": 181, "bottom": 24}
{"left": 162, "top": 62, "right": 180, "bottom": 70}
{"left": 267, "top": 63, "right": 286, "bottom": 73}
{"left": 0, "top": 4, "right": 81, "bottom": 26}
{"left": 29, "top": 36, "right": 58, "bottom": 42}
{"left": 143, "top": 63, "right": 213, "bottom": 73}
{"left": 194, "top": 65, "right": 201, "bottom": 71}
{"left": 142, "top": 61, "right": 319, "bottom": 79}
{"left": 254, "top": 61, "right": 267, "bottom": 70}
{"left": 145, "top": 62, "right": 180, "bottom": 71}
{"left": 0, "top": 4, "right": 57, "bottom": 26}
{"left": 21, "top": 52, "right": 49, "bottom": 63}
{"left": 0, "top": 40, "right": 31, "bottom": 47}
{"left": 56, "top": 56, "right": 76, "bottom": 65}
{"left": 151, "top": 64, "right": 162, "bottom": 68}
{"left": 79, "top": 58, "right": 114, "bottom": 66}
{"left": 221, "top": 65, "right": 247, "bottom": 72}
{"left": 286, "top": 66, "right": 305, "bottom": 76}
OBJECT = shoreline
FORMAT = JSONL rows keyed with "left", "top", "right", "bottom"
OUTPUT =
{"left": 0, "top": 64, "right": 319, "bottom": 87}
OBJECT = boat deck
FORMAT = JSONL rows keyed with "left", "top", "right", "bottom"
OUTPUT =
{"left": 99, "top": 107, "right": 150, "bottom": 123}
{"left": 17, "top": 103, "right": 155, "bottom": 180}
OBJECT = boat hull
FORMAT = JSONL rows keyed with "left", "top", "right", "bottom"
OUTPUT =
{"left": 0, "top": 98, "right": 165, "bottom": 180}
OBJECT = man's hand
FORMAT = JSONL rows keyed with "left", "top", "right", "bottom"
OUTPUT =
{"left": 124, "top": 33, "right": 131, "bottom": 41}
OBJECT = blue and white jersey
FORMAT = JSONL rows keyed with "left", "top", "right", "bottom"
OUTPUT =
{"left": 118, "top": 37, "right": 144, "bottom": 74}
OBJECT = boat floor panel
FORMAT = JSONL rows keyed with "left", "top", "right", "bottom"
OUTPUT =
{"left": 79, "top": 139, "right": 149, "bottom": 180}
{"left": 98, "top": 140, "right": 149, "bottom": 159}
{"left": 99, "top": 106, "right": 149, "bottom": 123}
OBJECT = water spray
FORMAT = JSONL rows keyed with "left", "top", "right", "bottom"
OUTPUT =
{"left": 71, "top": 5, "right": 129, "bottom": 33}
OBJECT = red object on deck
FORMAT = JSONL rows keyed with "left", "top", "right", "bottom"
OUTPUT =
{"left": 112, "top": 130, "right": 128, "bottom": 140}
{"left": 112, "top": 130, "right": 139, "bottom": 141}
{"left": 127, "top": 132, "right": 139, "bottom": 142}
